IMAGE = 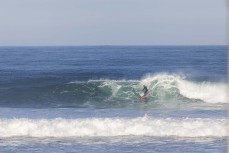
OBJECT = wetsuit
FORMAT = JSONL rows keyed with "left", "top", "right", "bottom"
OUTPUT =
{"left": 142, "top": 86, "right": 148, "bottom": 96}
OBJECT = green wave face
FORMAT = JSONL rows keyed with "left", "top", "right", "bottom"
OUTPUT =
{"left": 61, "top": 74, "right": 226, "bottom": 109}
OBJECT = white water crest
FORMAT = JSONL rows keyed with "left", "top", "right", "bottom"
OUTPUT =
{"left": 141, "top": 73, "right": 227, "bottom": 103}
{"left": 0, "top": 116, "right": 227, "bottom": 138}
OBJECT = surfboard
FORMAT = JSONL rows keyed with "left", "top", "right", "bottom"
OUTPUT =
{"left": 132, "top": 88, "right": 148, "bottom": 101}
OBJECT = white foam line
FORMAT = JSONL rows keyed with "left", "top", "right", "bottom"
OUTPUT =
{"left": 0, "top": 116, "right": 227, "bottom": 138}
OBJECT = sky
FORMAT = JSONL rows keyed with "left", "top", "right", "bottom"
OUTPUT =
{"left": 0, "top": 0, "right": 227, "bottom": 46}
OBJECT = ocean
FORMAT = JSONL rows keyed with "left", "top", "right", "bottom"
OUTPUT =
{"left": 0, "top": 46, "right": 227, "bottom": 153}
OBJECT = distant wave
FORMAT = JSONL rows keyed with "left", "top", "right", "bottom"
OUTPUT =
{"left": 0, "top": 73, "right": 227, "bottom": 108}
{"left": 0, "top": 116, "right": 226, "bottom": 138}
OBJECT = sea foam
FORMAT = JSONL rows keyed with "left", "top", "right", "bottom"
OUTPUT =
{"left": 0, "top": 116, "right": 226, "bottom": 138}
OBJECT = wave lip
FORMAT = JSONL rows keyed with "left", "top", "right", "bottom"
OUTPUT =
{"left": 0, "top": 116, "right": 226, "bottom": 138}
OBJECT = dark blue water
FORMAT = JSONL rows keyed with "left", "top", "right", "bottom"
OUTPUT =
{"left": 0, "top": 46, "right": 226, "bottom": 80}
{"left": 0, "top": 46, "right": 227, "bottom": 153}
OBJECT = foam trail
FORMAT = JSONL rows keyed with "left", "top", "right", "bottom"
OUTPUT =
{"left": 0, "top": 117, "right": 226, "bottom": 138}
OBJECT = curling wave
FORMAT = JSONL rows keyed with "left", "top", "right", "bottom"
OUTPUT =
{"left": 0, "top": 73, "right": 227, "bottom": 108}
{"left": 0, "top": 116, "right": 226, "bottom": 138}
{"left": 140, "top": 73, "right": 227, "bottom": 103}
{"left": 68, "top": 73, "right": 227, "bottom": 104}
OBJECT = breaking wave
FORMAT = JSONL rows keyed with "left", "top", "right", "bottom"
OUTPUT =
{"left": 68, "top": 73, "right": 227, "bottom": 104}
{"left": 0, "top": 116, "right": 226, "bottom": 138}
{"left": 140, "top": 73, "right": 227, "bottom": 103}
{"left": 0, "top": 73, "right": 227, "bottom": 108}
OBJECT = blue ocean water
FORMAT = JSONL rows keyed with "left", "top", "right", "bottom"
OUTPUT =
{"left": 0, "top": 46, "right": 227, "bottom": 153}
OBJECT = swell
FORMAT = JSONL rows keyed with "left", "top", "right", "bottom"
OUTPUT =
{"left": 0, "top": 73, "right": 227, "bottom": 108}
{"left": 0, "top": 116, "right": 226, "bottom": 138}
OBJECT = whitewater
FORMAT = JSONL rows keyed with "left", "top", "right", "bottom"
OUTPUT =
{"left": 0, "top": 116, "right": 227, "bottom": 138}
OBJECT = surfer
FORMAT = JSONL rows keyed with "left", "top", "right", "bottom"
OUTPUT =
{"left": 132, "top": 85, "right": 149, "bottom": 101}
{"left": 141, "top": 85, "right": 148, "bottom": 99}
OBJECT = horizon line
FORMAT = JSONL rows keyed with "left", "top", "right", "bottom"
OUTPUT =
{"left": 0, "top": 44, "right": 227, "bottom": 47}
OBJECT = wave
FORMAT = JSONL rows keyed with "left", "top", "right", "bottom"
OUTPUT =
{"left": 0, "top": 116, "right": 226, "bottom": 138}
{"left": 0, "top": 73, "right": 227, "bottom": 108}
{"left": 140, "top": 73, "right": 227, "bottom": 103}
{"left": 68, "top": 73, "right": 227, "bottom": 104}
